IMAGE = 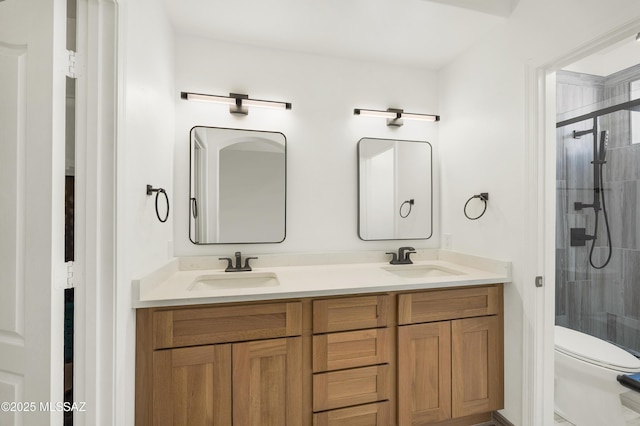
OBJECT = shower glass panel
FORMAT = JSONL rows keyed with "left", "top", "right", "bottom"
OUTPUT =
{"left": 556, "top": 68, "right": 640, "bottom": 357}
{"left": 631, "top": 79, "right": 640, "bottom": 144}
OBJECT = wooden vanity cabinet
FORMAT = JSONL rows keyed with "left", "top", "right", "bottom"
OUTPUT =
{"left": 136, "top": 285, "right": 504, "bottom": 426}
{"left": 397, "top": 285, "right": 504, "bottom": 425}
{"left": 311, "top": 295, "right": 392, "bottom": 426}
{"left": 136, "top": 301, "right": 303, "bottom": 426}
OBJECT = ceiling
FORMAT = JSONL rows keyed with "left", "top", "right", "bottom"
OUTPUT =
{"left": 164, "top": 0, "right": 516, "bottom": 70}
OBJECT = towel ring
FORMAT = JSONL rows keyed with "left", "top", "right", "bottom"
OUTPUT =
{"left": 463, "top": 192, "right": 488, "bottom": 220}
{"left": 399, "top": 199, "right": 414, "bottom": 218}
{"left": 147, "top": 184, "right": 170, "bottom": 223}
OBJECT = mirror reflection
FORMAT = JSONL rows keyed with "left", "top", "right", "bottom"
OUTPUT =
{"left": 190, "top": 126, "right": 286, "bottom": 244}
{"left": 358, "top": 138, "right": 432, "bottom": 240}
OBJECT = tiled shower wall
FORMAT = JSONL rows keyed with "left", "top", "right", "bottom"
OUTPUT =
{"left": 556, "top": 65, "right": 640, "bottom": 354}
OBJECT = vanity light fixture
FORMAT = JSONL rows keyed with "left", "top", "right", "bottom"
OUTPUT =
{"left": 353, "top": 108, "right": 440, "bottom": 127}
{"left": 181, "top": 92, "right": 292, "bottom": 115}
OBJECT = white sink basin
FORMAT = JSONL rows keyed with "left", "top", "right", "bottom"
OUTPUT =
{"left": 382, "top": 264, "right": 465, "bottom": 279}
{"left": 189, "top": 272, "right": 280, "bottom": 291}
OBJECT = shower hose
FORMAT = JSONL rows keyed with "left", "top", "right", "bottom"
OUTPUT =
{"left": 589, "top": 162, "right": 612, "bottom": 269}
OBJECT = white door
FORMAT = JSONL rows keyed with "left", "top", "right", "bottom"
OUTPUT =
{"left": 0, "top": 0, "right": 67, "bottom": 425}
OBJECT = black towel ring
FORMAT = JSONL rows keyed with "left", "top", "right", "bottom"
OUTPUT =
{"left": 147, "top": 184, "right": 170, "bottom": 223}
{"left": 463, "top": 192, "right": 489, "bottom": 220}
{"left": 399, "top": 199, "right": 414, "bottom": 218}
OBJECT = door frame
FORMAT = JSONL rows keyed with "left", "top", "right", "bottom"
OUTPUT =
{"left": 522, "top": 18, "right": 640, "bottom": 426}
{"left": 72, "top": 0, "right": 118, "bottom": 425}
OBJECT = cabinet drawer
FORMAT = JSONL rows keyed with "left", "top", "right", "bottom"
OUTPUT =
{"left": 313, "top": 295, "right": 389, "bottom": 333}
{"left": 313, "top": 328, "right": 390, "bottom": 373}
{"left": 398, "top": 285, "right": 501, "bottom": 325}
{"left": 153, "top": 301, "right": 302, "bottom": 349}
{"left": 313, "top": 365, "right": 390, "bottom": 412}
{"left": 313, "top": 401, "right": 390, "bottom": 426}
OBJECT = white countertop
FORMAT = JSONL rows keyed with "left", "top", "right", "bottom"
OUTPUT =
{"left": 133, "top": 250, "right": 511, "bottom": 308}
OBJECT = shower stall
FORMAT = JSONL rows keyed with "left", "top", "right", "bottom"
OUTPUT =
{"left": 556, "top": 64, "right": 640, "bottom": 357}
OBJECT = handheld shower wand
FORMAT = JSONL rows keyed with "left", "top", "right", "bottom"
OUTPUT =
{"left": 588, "top": 130, "right": 612, "bottom": 269}
{"left": 598, "top": 130, "right": 608, "bottom": 163}
{"left": 569, "top": 126, "right": 612, "bottom": 269}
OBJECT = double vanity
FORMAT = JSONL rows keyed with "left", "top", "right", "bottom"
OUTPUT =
{"left": 134, "top": 125, "right": 510, "bottom": 425}
{"left": 134, "top": 250, "right": 510, "bottom": 425}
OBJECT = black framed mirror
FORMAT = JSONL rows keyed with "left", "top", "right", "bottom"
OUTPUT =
{"left": 358, "top": 137, "right": 432, "bottom": 240}
{"left": 189, "top": 126, "right": 286, "bottom": 244}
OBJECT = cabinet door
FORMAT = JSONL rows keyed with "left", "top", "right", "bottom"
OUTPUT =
{"left": 153, "top": 344, "right": 232, "bottom": 426}
{"left": 397, "top": 322, "right": 451, "bottom": 425}
{"left": 451, "top": 316, "right": 503, "bottom": 418}
{"left": 233, "top": 337, "right": 303, "bottom": 426}
{"left": 313, "top": 401, "right": 390, "bottom": 426}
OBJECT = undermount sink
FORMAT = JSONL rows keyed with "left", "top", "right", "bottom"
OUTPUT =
{"left": 189, "top": 272, "right": 280, "bottom": 291}
{"left": 382, "top": 264, "right": 465, "bottom": 279}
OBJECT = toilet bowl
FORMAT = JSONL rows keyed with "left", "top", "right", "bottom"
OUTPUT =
{"left": 554, "top": 325, "right": 640, "bottom": 426}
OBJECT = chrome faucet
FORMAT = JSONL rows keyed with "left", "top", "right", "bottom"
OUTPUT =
{"left": 219, "top": 251, "right": 258, "bottom": 272}
{"left": 386, "top": 247, "right": 416, "bottom": 265}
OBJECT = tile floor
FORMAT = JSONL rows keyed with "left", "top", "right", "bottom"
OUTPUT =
{"left": 554, "top": 406, "right": 640, "bottom": 425}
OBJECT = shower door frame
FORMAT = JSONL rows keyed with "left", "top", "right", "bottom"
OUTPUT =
{"left": 524, "top": 19, "right": 640, "bottom": 426}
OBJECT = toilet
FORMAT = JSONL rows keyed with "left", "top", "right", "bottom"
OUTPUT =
{"left": 555, "top": 325, "right": 640, "bottom": 426}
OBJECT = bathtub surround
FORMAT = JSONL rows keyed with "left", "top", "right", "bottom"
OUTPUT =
{"left": 556, "top": 65, "right": 640, "bottom": 355}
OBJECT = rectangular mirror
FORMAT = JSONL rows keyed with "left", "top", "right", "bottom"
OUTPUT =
{"left": 189, "top": 126, "right": 286, "bottom": 244}
{"left": 358, "top": 137, "right": 432, "bottom": 240}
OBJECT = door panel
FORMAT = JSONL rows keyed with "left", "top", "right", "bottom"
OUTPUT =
{"left": 451, "top": 316, "right": 504, "bottom": 417}
{"left": 233, "top": 337, "right": 303, "bottom": 426}
{"left": 0, "top": 46, "right": 27, "bottom": 409}
{"left": 153, "top": 345, "right": 232, "bottom": 426}
{"left": 398, "top": 322, "right": 451, "bottom": 425}
{"left": 0, "top": 1, "right": 67, "bottom": 424}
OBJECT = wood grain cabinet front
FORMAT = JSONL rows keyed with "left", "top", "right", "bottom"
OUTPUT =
{"left": 313, "top": 328, "right": 390, "bottom": 373}
{"left": 137, "top": 301, "right": 304, "bottom": 426}
{"left": 398, "top": 286, "right": 500, "bottom": 325}
{"left": 398, "top": 322, "right": 451, "bottom": 425}
{"left": 313, "top": 401, "right": 390, "bottom": 426}
{"left": 150, "top": 337, "right": 302, "bottom": 426}
{"left": 313, "top": 295, "right": 389, "bottom": 333}
{"left": 451, "top": 315, "right": 503, "bottom": 418}
{"left": 311, "top": 295, "right": 392, "bottom": 426}
{"left": 137, "top": 286, "right": 504, "bottom": 426}
{"left": 397, "top": 285, "right": 504, "bottom": 426}
{"left": 152, "top": 344, "right": 232, "bottom": 426}
{"left": 153, "top": 301, "right": 302, "bottom": 349}
{"left": 313, "top": 365, "right": 390, "bottom": 412}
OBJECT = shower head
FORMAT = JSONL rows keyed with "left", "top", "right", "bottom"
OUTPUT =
{"left": 599, "top": 130, "right": 608, "bottom": 162}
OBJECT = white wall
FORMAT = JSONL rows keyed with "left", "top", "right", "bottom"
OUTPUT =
{"left": 173, "top": 35, "right": 440, "bottom": 256}
{"left": 563, "top": 39, "right": 640, "bottom": 77}
{"left": 438, "top": 0, "right": 640, "bottom": 423}
{"left": 115, "top": 0, "right": 175, "bottom": 424}
{"left": 116, "top": 1, "right": 640, "bottom": 424}
{"left": 114, "top": 22, "right": 439, "bottom": 425}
